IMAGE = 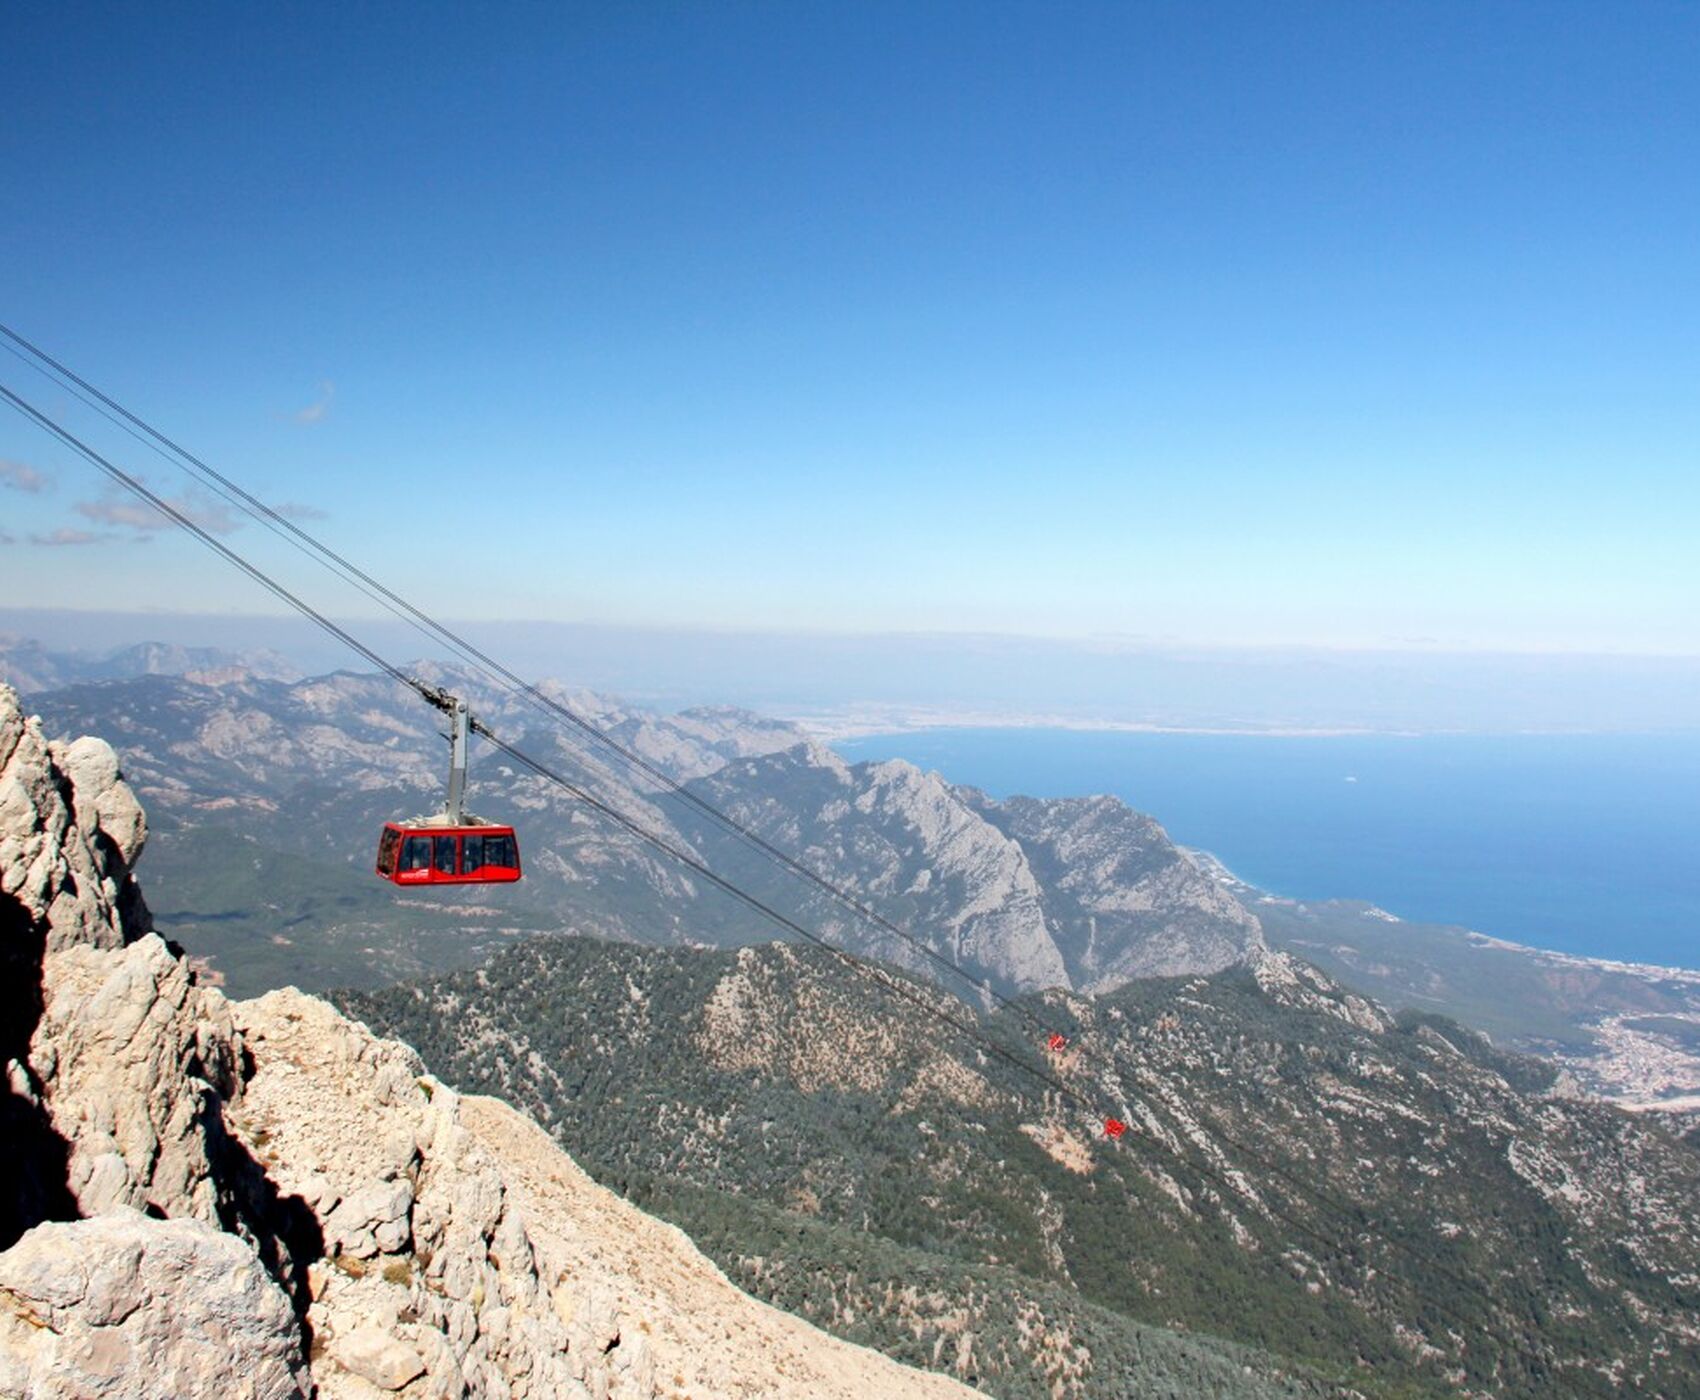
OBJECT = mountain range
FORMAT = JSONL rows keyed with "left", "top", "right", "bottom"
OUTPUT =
{"left": 9, "top": 636, "right": 1698, "bottom": 1112}
{"left": 11, "top": 653, "right": 1261, "bottom": 1004}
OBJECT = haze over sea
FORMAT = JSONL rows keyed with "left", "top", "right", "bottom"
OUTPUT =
{"left": 834, "top": 728, "right": 1700, "bottom": 973}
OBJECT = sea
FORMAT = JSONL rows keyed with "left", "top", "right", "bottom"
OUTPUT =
{"left": 832, "top": 728, "right": 1700, "bottom": 972}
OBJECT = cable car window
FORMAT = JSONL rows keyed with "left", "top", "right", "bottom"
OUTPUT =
{"left": 433, "top": 835, "right": 457, "bottom": 874}
{"left": 485, "top": 833, "right": 516, "bottom": 870}
{"left": 377, "top": 827, "right": 401, "bottom": 875}
{"left": 401, "top": 836, "right": 432, "bottom": 871}
{"left": 461, "top": 834, "right": 484, "bottom": 872}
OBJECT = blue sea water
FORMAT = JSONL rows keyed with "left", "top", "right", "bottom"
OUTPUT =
{"left": 832, "top": 729, "right": 1700, "bottom": 971}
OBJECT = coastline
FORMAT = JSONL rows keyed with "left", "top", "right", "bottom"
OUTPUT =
{"left": 1189, "top": 846, "right": 1700, "bottom": 1113}
{"left": 1190, "top": 845, "right": 1700, "bottom": 985}
{"left": 788, "top": 707, "right": 1651, "bottom": 743}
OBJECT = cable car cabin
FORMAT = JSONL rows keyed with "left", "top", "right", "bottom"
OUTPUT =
{"left": 376, "top": 821, "right": 522, "bottom": 886}
{"left": 376, "top": 690, "right": 521, "bottom": 886}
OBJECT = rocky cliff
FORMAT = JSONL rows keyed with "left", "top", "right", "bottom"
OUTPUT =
{"left": 675, "top": 740, "right": 1265, "bottom": 997}
{"left": 0, "top": 683, "right": 978, "bottom": 1400}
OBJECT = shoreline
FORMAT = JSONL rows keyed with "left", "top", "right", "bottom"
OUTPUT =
{"left": 813, "top": 722, "right": 1700, "bottom": 980}
{"left": 792, "top": 708, "right": 1674, "bottom": 743}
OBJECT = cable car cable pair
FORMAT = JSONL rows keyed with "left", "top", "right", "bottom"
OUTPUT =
{"left": 0, "top": 377, "right": 1100, "bottom": 1118}
{"left": 0, "top": 320, "right": 1060, "bottom": 1044}
{"left": 0, "top": 380, "right": 514, "bottom": 887}
{"left": 0, "top": 361, "right": 1603, "bottom": 1390}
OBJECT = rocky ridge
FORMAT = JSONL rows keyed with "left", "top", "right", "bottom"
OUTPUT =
{"left": 0, "top": 683, "right": 977, "bottom": 1400}
{"left": 0, "top": 635, "right": 302, "bottom": 692}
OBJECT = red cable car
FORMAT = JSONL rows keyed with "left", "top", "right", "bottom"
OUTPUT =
{"left": 375, "top": 690, "right": 522, "bottom": 886}
{"left": 376, "top": 821, "right": 521, "bottom": 885}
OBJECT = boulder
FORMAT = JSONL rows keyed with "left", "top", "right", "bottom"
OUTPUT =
{"left": 331, "top": 1325, "right": 428, "bottom": 1391}
{"left": 0, "top": 1209, "right": 308, "bottom": 1400}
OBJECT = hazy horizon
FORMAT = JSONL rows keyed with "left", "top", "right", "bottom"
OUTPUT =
{"left": 6, "top": 606, "right": 1698, "bottom": 736}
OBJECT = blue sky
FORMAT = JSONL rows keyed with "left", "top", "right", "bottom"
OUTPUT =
{"left": 1, "top": 2, "right": 1696, "bottom": 652}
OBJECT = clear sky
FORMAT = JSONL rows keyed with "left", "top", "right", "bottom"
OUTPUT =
{"left": 1, "top": 2, "right": 1696, "bottom": 652}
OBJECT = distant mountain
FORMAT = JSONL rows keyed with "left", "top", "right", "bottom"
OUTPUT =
{"left": 0, "top": 634, "right": 301, "bottom": 690}
{"left": 12, "top": 656, "right": 1260, "bottom": 1002}
{"left": 345, "top": 933, "right": 1700, "bottom": 1398}
{"left": 676, "top": 740, "right": 1261, "bottom": 995}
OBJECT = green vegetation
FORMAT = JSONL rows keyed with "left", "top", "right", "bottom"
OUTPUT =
{"left": 343, "top": 938, "right": 1700, "bottom": 1398}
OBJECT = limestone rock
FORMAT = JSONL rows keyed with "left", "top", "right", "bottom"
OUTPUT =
{"left": 31, "top": 932, "right": 244, "bottom": 1222}
{"left": 0, "top": 684, "right": 150, "bottom": 953}
{"left": 694, "top": 742, "right": 1265, "bottom": 999}
{"left": 331, "top": 1325, "right": 428, "bottom": 1391}
{"left": 234, "top": 989, "right": 603, "bottom": 1399}
{"left": 0, "top": 1209, "right": 308, "bottom": 1400}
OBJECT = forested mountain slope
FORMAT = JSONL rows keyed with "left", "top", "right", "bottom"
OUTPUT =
{"left": 347, "top": 935, "right": 1700, "bottom": 1399}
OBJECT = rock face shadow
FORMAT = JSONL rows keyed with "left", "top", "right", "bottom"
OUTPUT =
{"left": 210, "top": 1099, "right": 326, "bottom": 1326}
{"left": 0, "top": 889, "right": 78, "bottom": 1251}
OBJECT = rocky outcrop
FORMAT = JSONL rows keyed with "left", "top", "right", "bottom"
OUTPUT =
{"left": 2, "top": 683, "right": 162, "bottom": 1253}
{"left": 233, "top": 989, "right": 588, "bottom": 1399}
{"left": 27, "top": 932, "right": 249, "bottom": 1225}
{"left": 0, "top": 1210, "right": 309, "bottom": 1400}
{"left": 0, "top": 686, "right": 149, "bottom": 955}
{"left": 976, "top": 793, "right": 1265, "bottom": 989}
{"left": 0, "top": 684, "right": 978, "bottom": 1400}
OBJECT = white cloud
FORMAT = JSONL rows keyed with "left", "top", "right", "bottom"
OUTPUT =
{"left": 75, "top": 488, "right": 238, "bottom": 536}
{"left": 73, "top": 498, "right": 160, "bottom": 530}
{"left": 271, "top": 499, "right": 329, "bottom": 521}
{"left": 0, "top": 459, "right": 50, "bottom": 493}
{"left": 294, "top": 380, "right": 335, "bottom": 425}
{"left": 30, "top": 527, "right": 110, "bottom": 547}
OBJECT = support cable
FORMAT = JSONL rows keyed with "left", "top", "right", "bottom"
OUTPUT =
{"left": 0, "top": 321, "right": 1056, "bottom": 1040}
